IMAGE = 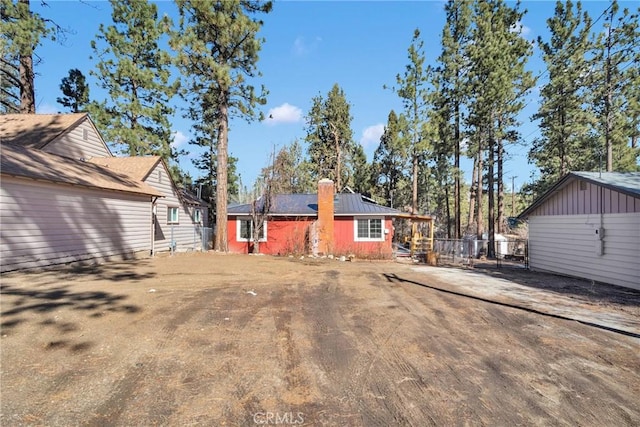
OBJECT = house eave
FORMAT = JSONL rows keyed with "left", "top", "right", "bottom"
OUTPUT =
{"left": 1, "top": 172, "right": 164, "bottom": 198}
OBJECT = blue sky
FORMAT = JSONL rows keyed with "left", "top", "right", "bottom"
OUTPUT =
{"left": 30, "top": 0, "right": 624, "bottom": 192}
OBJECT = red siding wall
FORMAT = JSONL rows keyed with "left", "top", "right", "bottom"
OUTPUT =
{"left": 228, "top": 216, "right": 394, "bottom": 258}
{"left": 332, "top": 217, "right": 394, "bottom": 258}
{"left": 228, "top": 217, "right": 313, "bottom": 255}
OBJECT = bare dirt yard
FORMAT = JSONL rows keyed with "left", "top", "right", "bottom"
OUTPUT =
{"left": 1, "top": 253, "right": 639, "bottom": 426}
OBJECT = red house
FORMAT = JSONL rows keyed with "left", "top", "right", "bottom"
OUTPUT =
{"left": 227, "top": 179, "right": 402, "bottom": 258}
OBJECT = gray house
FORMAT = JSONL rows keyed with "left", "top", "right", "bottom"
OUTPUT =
{"left": 0, "top": 113, "right": 208, "bottom": 272}
{"left": 519, "top": 172, "right": 640, "bottom": 291}
{"left": 89, "top": 156, "right": 209, "bottom": 253}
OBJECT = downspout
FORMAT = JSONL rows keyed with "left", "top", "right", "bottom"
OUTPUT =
{"left": 151, "top": 197, "right": 158, "bottom": 257}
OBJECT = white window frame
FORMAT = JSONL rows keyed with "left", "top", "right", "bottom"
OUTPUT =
{"left": 236, "top": 217, "right": 267, "bottom": 242}
{"left": 167, "top": 206, "right": 179, "bottom": 224}
{"left": 354, "top": 217, "right": 385, "bottom": 242}
{"left": 193, "top": 208, "right": 202, "bottom": 224}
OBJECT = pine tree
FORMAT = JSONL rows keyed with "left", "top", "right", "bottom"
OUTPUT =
{"left": 371, "top": 110, "right": 410, "bottom": 209}
{"left": 0, "top": 0, "right": 49, "bottom": 113}
{"left": 350, "top": 144, "right": 372, "bottom": 196}
{"left": 431, "top": 82, "right": 455, "bottom": 237}
{"left": 305, "top": 83, "right": 355, "bottom": 191}
{"left": 388, "top": 29, "right": 432, "bottom": 215}
{"left": 0, "top": 53, "right": 20, "bottom": 113}
{"left": 530, "top": 0, "right": 594, "bottom": 195}
{"left": 466, "top": 0, "right": 534, "bottom": 255}
{"left": 588, "top": 1, "right": 639, "bottom": 172}
{"left": 57, "top": 68, "right": 89, "bottom": 113}
{"left": 172, "top": 0, "right": 271, "bottom": 252}
{"left": 624, "top": 60, "right": 640, "bottom": 155}
{"left": 191, "top": 148, "right": 241, "bottom": 200}
{"left": 434, "top": 0, "right": 472, "bottom": 238}
{"left": 260, "top": 140, "right": 314, "bottom": 195}
{"left": 89, "top": 0, "right": 178, "bottom": 163}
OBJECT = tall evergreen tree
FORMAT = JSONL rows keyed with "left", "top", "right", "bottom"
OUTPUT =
{"left": 431, "top": 80, "right": 455, "bottom": 237}
{"left": 466, "top": 0, "right": 534, "bottom": 254}
{"left": 194, "top": 152, "right": 240, "bottom": 226}
{"left": 388, "top": 29, "right": 432, "bottom": 215}
{"left": 350, "top": 144, "right": 372, "bottom": 196}
{"left": 529, "top": 0, "right": 594, "bottom": 195}
{"left": 434, "top": 0, "right": 472, "bottom": 238}
{"left": 624, "top": 58, "right": 640, "bottom": 154}
{"left": 172, "top": 0, "right": 271, "bottom": 252}
{"left": 0, "top": 53, "right": 20, "bottom": 113}
{"left": 260, "top": 140, "right": 314, "bottom": 195}
{"left": 305, "top": 83, "right": 355, "bottom": 191}
{"left": 57, "top": 68, "right": 89, "bottom": 113}
{"left": 1, "top": 0, "right": 50, "bottom": 113}
{"left": 90, "top": 0, "right": 178, "bottom": 162}
{"left": 588, "top": 0, "right": 639, "bottom": 172}
{"left": 371, "top": 110, "right": 411, "bottom": 209}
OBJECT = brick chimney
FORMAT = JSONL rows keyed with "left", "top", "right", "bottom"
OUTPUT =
{"left": 317, "top": 179, "right": 335, "bottom": 255}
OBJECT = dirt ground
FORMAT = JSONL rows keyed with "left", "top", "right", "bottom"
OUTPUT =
{"left": 1, "top": 253, "right": 639, "bottom": 426}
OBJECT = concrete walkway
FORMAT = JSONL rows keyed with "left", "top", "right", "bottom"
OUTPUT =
{"left": 412, "top": 266, "right": 640, "bottom": 339}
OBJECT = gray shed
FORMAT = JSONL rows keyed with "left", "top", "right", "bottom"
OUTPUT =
{"left": 519, "top": 172, "right": 640, "bottom": 291}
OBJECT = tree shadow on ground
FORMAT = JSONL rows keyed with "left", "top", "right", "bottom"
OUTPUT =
{"left": 1, "top": 269, "right": 143, "bottom": 353}
{"left": 68, "top": 259, "right": 157, "bottom": 282}
{"left": 2, "top": 258, "right": 158, "bottom": 286}
{"left": 435, "top": 260, "right": 640, "bottom": 308}
{"left": 0, "top": 283, "right": 141, "bottom": 317}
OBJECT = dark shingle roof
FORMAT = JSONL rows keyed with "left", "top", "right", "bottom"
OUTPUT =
{"left": 0, "top": 113, "right": 88, "bottom": 149}
{"left": 0, "top": 143, "right": 162, "bottom": 197}
{"left": 228, "top": 193, "right": 402, "bottom": 217}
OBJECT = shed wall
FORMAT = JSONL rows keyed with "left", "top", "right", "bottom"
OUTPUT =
{"left": 1, "top": 177, "right": 152, "bottom": 272}
{"left": 529, "top": 179, "right": 640, "bottom": 216}
{"left": 529, "top": 213, "right": 640, "bottom": 290}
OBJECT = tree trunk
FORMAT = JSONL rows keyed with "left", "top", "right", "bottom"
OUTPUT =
{"left": 487, "top": 135, "right": 495, "bottom": 259}
{"left": 252, "top": 219, "right": 261, "bottom": 254}
{"left": 215, "top": 101, "right": 229, "bottom": 252}
{"left": 454, "top": 103, "right": 461, "bottom": 239}
{"left": 412, "top": 152, "right": 419, "bottom": 215}
{"left": 497, "top": 138, "right": 505, "bottom": 234}
{"left": 476, "top": 144, "right": 484, "bottom": 242}
{"left": 19, "top": 54, "right": 35, "bottom": 113}
{"left": 444, "top": 174, "right": 451, "bottom": 239}
{"left": 468, "top": 154, "right": 477, "bottom": 234}
{"left": 605, "top": 11, "right": 613, "bottom": 172}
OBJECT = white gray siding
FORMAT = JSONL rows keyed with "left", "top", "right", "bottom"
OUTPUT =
{"left": 145, "top": 163, "right": 209, "bottom": 252}
{"left": 1, "top": 177, "right": 152, "bottom": 272}
{"left": 529, "top": 213, "right": 640, "bottom": 290}
{"left": 44, "top": 120, "right": 111, "bottom": 160}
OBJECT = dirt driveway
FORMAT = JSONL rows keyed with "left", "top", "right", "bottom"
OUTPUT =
{"left": 1, "top": 253, "right": 639, "bottom": 426}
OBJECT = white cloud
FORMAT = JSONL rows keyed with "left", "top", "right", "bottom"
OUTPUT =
{"left": 264, "top": 103, "right": 303, "bottom": 125}
{"left": 37, "top": 103, "right": 58, "bottom": 114}
{"left": 511, "top": 21, "right": 531, "bottom": 36}
{"left": 292, "top": 36, "right": 322, "bottom": 56}
{"left": 360, "top": 124, "right": 385, "bottom": 147}
{"left": 172, "top": 130, "right": 189, "bottom": 148}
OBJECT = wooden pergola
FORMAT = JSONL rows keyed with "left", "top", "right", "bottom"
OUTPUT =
{"left": 393, "top": 213, "right": 435, "bottom": 259}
